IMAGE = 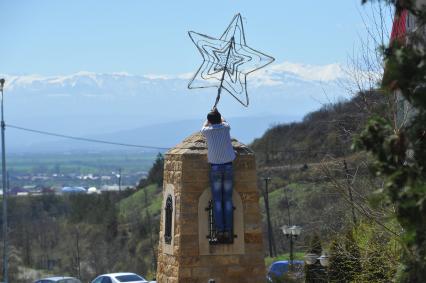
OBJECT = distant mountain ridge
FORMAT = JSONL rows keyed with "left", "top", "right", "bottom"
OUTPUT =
{"left": 3, "top": 61, "right": 346, "bottom": 89}
{"left": 2, "top": 61, "right": 348, "bottom": 152}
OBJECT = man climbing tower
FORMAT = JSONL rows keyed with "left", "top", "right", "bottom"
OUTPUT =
{"left": 201, "top": 107, "right": 236, "bottom": 244}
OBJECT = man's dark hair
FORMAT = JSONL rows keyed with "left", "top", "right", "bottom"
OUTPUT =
{"left": 207, "top": 108, "right": 221, "bottom": 124}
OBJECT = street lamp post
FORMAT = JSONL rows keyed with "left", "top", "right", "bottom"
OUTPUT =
{"left": 281, "top": 225, "right": 302, "bottom": 270}
{"left": 263, "top": 177, "right": 276, "bottom": 257}
{"left": 0, "top": 78, "right": 8, "bottom": 283}
{"left": 281, "top": 186, "right": 301, "bottom": 271}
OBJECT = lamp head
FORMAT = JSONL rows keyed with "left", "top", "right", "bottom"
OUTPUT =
{"left": 281, "top": 225, "right": 290, "bottom": 236}
{"left": 318, "top": 254, "right": 330, "bottom": 267}
{"left": 304, "top": 253, "right": 319, "bottom": 265}
{"left": 0, "top": 79, "right": 4, "bottom": 90}
{"left": 291, "top": 225, "right": 302, "bottom": 236}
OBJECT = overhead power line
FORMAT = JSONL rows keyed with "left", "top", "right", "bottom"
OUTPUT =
{"left": 6, "top": 124, "right": 170, "bottom": 151}
{"left": 6, "top": 124, "right": 351, "bottom": 155}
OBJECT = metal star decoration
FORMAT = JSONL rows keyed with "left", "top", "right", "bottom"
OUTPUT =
{"left": 188, "top": 13, "right": 275, "bottom": 108}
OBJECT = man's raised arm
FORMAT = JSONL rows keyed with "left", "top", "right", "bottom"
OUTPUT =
{"left": 202, "top": 119, "right": 210, "bottom": 128}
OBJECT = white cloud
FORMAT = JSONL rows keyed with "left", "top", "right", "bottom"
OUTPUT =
{"left": 1, "top": 61, "right": 348, "bottom": 91}
{"left": 246, "top": 61, "right": 347, "bottom": 87}
{"left": 0, "top": 74, "right": 45, "bottom": 91}
{"left": 267, "top": 61, "right": 346, "bottom": 82}
{"left": 111, "top": 72, "right": 132, "bottom": 77}
{"left": 250, "top": 70, "right": 285, "bottom": 87}
{"left": 176, "top": 72, "right": 194, "bottom": 80}
{"left": 142, "top": 74, "right": 171, "bottom": 80}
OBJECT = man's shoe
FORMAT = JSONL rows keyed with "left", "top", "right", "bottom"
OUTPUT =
{"left": 223, "top": 231, "right": 234, "bottom": 244}
{"left": 216, "top": 231, "right": 225, "bottom": 244}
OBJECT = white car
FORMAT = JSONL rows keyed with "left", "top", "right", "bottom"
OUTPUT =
{"left": 90, "top": 273, "right": 152, "bottom": 283}
{"left": 34, "top": 277, "right": 82, "bottom": 283}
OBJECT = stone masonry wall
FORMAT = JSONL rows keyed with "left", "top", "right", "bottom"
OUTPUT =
{"left": 156, "top": 133, "right": 266, "bottom": 283}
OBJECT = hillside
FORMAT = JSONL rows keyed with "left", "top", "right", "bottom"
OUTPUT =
{"left": 251, "top": 91, "right": 386, "bottom": 167}
{"left": 247, "top": 91, "right": 397, "bottom": 266}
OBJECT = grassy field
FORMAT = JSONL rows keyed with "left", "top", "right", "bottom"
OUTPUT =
{"left": 7, "top": 151, "right": 160, "bottom": 175}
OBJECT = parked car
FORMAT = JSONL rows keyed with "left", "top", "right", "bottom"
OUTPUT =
{"left": 90, "top": 273, "right": 152, "bottom": 283}
{"left": 33, "top": 277, "right": 82, "bottom": 283}
{"left": 266, "top": 260, "right": 304, "bottom": 282}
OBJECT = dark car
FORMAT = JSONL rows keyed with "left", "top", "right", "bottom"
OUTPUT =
{"left": 33, "top": 277, "right": 82, "bottom": 283}
{"left": 267, "top": 260, "right": 304, "bottom": 282}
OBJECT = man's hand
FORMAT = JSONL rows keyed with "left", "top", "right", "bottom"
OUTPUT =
{"left": 203, "top": 119, "right": 210, "bottom": 127}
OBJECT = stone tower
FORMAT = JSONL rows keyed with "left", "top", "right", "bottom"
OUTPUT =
{"left": 156, "top": 133, "right": 265, "bottom": 283}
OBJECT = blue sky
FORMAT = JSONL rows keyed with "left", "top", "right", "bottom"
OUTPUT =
{"left": 0, "top": 0, "right": 391, "bottom": 76}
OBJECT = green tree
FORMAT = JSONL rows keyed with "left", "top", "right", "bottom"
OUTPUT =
{"left": 344, "top": 230, "right": 362, "bottom": 281}
{"left": 328, "top": 231, "right": 363, "bottom": 282}
{"left": 355, "top": 0, "right": 426, "bottom": 281}
{"left": 359, "top": 234, "right": 397, "bottom": 283}
{"left": 328, "top": 239, "right": 350, "bottom": 283}
{"left": 139, "top": 153, "right": 164, "bottom": 188}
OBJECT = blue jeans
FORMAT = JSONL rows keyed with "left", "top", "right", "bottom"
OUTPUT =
{"left": 210, "top": 163, "right": 234, "bottom": 232}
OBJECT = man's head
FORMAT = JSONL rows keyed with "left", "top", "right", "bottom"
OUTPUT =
{"left": 207, "top": 108, "right": 221, "bottom": 124}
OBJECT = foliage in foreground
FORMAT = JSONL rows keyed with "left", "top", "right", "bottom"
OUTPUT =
{"left": 328, "top": 231, "right": 362, "bottom": 283}
{"left": 326, "top": 222, "right": 399, "bottom": 283}
{"left": 356, "top": 0, "right": 426, "bottom": 281}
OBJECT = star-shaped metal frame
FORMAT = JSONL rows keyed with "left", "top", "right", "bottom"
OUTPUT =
{"left": 188, "top": 13, "right": 275, "bottom": 108}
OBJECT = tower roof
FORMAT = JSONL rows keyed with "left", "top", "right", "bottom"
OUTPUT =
{"left": 167, "top": 132, "right": 253, "bottom": 156}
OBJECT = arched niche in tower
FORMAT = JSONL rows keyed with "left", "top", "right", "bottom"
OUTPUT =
{"left": 161, "top": 183, "right": 175, "bottom": 255}
{"left": 198, "top": 187, "right": 245, "bottom": 255}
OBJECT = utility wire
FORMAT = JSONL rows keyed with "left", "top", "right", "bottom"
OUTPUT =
{"left": 6, "top": 124, "right": 170, "bottom": 151}
{"left": 6, "top": 124, "right": 350, "bottom": 155}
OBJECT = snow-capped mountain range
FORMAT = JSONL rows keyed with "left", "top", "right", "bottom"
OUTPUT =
{"left": 1, "top": 61, "right": 350, "bottom": 152}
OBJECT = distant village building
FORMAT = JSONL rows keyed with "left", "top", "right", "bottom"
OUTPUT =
{"left": 101, "top": 184, "right": 135, "bottom": 192}
{"left": 101, "top": 185, "right": 120, "bottom": 192}
{"left": 87, "top": 187, "right": 100, "bottom": 194}
{"left": 61, "top": 186, "right": 87, "bottom": 194}
{"left": 10, "top": 187, "right": 29, "bottom": 196}
{"left": 78, "top": 173, "right": 99, "bottom": 180}
{"left": 23, "top": 185, "right": 36, "bottom": 191}
{"left": 101, "top": 175, "right": 112, "bottom": 181}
